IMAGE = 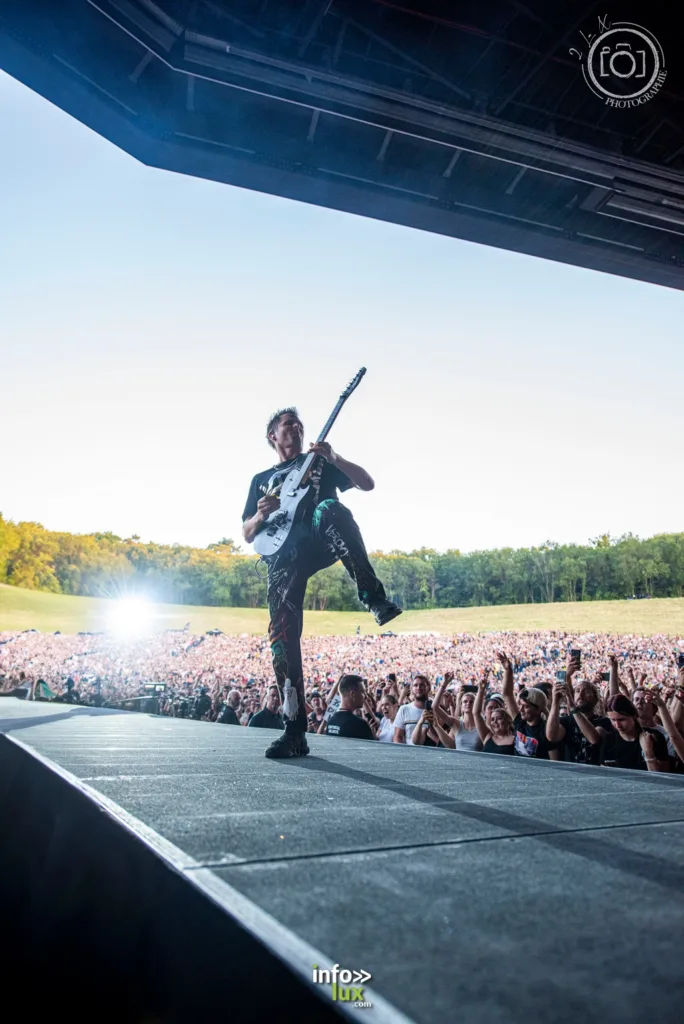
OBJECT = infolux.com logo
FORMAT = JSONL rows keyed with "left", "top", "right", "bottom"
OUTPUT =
{"left": 312, "top": 963, "right": 372, "bottom": 1008}
{"left": 569, "top": 15, "right": 667, "bottom": 107}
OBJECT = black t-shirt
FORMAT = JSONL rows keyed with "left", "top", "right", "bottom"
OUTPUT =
{"left": 242, "top": 455, "right": 353, "bottom": 523}
{"left": 217, "top": 704, "right": 240, "bottom": 725}
{"left": 559, "top": 713, "right": 612, "bottom": 765}
{"left": 308, "top": 711, "right": 325, "bottom": 732}
{"left": 248, "top": 708, "right": 284, "bottom": 730}
{"left": 600, "top": 727, "right": 669, "bottom": 770}
{"left": 327, "top": 710, "right": 374, "bottom": 740}
{"left": 194, "top": 693, "right": 212, "bottom": 719}
{"left": 513, "top": 714, "right": 560, "bottom": 759}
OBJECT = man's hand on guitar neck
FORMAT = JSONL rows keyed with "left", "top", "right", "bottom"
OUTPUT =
{"left": 242, "top": 495, "right": 280, "bottom": 544}
{"left": 308, "top": 442, "right": 375, "bottom": 492}
{"left": 307, "top": 441, "right": 336, "bottom": 463}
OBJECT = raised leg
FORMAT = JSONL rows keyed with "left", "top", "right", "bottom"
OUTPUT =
{"left": 310, "top": 499, "right": 389, "bottom": 611}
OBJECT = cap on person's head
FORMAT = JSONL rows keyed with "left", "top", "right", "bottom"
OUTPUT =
{"left": 519, "top": 686, "right": 547, "bottom": 711}
{"left": 487, "top": 693, "right": 505, "bottom": 706}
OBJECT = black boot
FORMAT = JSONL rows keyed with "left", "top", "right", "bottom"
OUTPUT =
{"left": 371, "top": 600, "right": 403, "bottom": 627}
{"left": 264, "top": 730, "right": 310, "bottom": 759}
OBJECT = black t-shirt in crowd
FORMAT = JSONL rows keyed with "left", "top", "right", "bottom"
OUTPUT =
{"left": 559, "top": 712, "right": 613, "bottom": 765}
{"left": 600, "top": 727, "right": 669, "bottom": 770}
{"left": 248, "top": 708, "right": 284, "bottom": 730}
{"left": 513, "top": 714, "right": 560, "bottom": 759}
{"left": 327, "top": 710, "right": 374, "bottom": 740}
{"left": 242, "top": 455, "right": 353, "bottom": 523}
{"left": 217, "top": 704, "right": 240, "bottom": 725}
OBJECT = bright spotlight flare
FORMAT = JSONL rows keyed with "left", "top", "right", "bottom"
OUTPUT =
{"left": 106, "top": 596, "right": 155, "bottom": 639}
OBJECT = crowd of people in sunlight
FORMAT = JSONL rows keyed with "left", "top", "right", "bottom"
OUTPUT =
{"left": 2, "top": 626, "right": 684, "bottom": 773}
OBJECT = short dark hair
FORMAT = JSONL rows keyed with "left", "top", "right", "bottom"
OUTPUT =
{"left": 266, "top": 407, "right": 301, "bottom": 449}
{"left": 339, "top": 674, "right": 365, "bottom": 696}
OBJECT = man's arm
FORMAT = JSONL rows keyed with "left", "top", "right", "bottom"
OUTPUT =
{"left": 242, "top": 494, "right": 281, "bottom": 544}
{"left": 498, "top": 652, "right": 517, "bottom": 720}
{"left": 640, "top": 730, "right": 670, "bottom": 772}
{"left": 608, "top": 655, "right": 621, "bottom": 697}
{"left": 473, "top": 678, "right": 489, "bottom": 743}
{"left": 669, "top": 666, "right": 684, "bottom": 729}
{"left": 653, "top": 694, "right": 684, "bottom": 765}
{"left": 546, "top": 684, "right": 567, "bottom": 744}
{"left": 308, "top": 442, "right": 374, "bottom": 491}
{"left": 411, "top": 712, "right": 427, "bottom": 745}
{"left": 431, "top": 715, "right": 456, "bottom": 749}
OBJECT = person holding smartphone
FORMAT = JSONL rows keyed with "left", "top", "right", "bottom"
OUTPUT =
{"left": 546, "top": 656, "right": 611, "bottom": 764}
{"left": 430, "top": 673, "right": 483, "bottom": 751}
{"left": 570, "top": 692, "right": 670, "bottom": 771}
{"left": 499, "top": 652, "right": 562, "bottom": 760}
{"left": 394, "top": 676, "right": 438, "bottom": 746}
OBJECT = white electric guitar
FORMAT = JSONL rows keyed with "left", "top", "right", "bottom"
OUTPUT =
{"left": 252, "top": 368, "right": 366, "bottom": 559}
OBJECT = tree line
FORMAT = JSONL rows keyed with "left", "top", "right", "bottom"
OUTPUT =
{"left": 1, "top": 514, "right": 683, "bottom": 611}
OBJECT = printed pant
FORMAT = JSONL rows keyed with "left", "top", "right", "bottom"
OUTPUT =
{"left": 267, "top": 499, "right": 387, "bottom": 733}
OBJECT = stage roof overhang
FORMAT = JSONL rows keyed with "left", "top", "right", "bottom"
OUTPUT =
{"left": 1, "top": 0, "right": 683, "bottom": 289}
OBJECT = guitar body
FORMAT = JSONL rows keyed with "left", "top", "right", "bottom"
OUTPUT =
{"left": 253, "top": 469, "right": 312, "bottom": 559}
{"left": 250, "top": 367, "right": 367, "bottom": 561}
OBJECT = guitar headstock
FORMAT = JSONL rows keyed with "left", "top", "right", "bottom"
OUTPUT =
{"left": 341, "top": 367, "right": 367, "bottom": 398}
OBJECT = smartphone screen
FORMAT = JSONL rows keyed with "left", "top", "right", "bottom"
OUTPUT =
{"left": 556, "top": 670, "right": 567, "bottom": 683}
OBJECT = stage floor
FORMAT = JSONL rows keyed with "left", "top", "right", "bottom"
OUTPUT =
{"left": 3, "top": 699, "right": 684, "bottom": 1023}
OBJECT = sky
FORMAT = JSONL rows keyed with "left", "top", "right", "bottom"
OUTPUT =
{"left": 2, "top": 69, "right": 683, "bottom": 556}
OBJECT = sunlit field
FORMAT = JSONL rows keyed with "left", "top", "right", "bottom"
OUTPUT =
{"left": 1, "top": 584, "right": 683, "bottom": 636}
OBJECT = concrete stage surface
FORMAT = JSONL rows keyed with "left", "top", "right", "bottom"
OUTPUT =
{"left": 2, "top": 698, "right": 684, "bottom": 1023}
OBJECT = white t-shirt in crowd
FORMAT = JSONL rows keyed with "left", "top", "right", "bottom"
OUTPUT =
{"left": 393, "top": 703, "right": 426, "bottom": 743}
{"left": 377, "top": 715, "right": 396, "bottom": 743}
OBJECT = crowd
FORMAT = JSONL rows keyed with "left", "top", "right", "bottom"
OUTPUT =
{"left": 2, "top": 627, "right": 684, "bottom": 773}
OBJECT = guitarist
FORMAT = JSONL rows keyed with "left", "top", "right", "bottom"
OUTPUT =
{"left": 242, "top": 407, "right": 401, "bottom": 759}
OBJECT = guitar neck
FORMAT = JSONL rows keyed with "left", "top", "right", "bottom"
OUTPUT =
{"left": 316, "top": 396, "right": 346, "bottom": 445}
{"left": 299, "top": 396, "right": 347, "bottom": 479}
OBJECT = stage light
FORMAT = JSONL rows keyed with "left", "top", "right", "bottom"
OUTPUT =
{"left": 106, "top": 596, "right": 155, "bottom": 639}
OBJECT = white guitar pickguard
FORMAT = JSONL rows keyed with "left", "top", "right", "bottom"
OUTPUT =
{"left": 253, "top": 463, "right": 312, "bottom": 557}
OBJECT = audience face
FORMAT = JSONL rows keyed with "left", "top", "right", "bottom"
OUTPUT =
{"left": 485, "top": 698, "right": 503, "bottom": 726}
{"left": 342, "top": 682, "right": 366, "bottom": 711}
{"left": 490, "top": 709, "right": 511, "bottom": 736}
{"left": 265, "top": 688, "right": 281, "bottom": 713}
{"left": 412, "top": 677, "right": 430, "bottom": 704}
{"left": 461, "top": 693, "right": 476, "bottom": 715}
{"left": 607, "top": 709, "right": 638, "bottom": 737}
{"left": 574, "top": 681, "right": 598, "bottom": 712}
{"left": 379, "top": 698, "right": 397, "bottom": 720}
{"left": 632, "top": 689, "right": 657, "bottom": 724}
{"left": 518, "top": 697, "right": 541, "bottom": 725}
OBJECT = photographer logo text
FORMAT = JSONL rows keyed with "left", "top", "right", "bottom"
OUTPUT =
{"left": 569, "top": 15, "right": 666, "bottom": 107}
{"left": 312, "top": 964, "right": 372, "bottom": 1008}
